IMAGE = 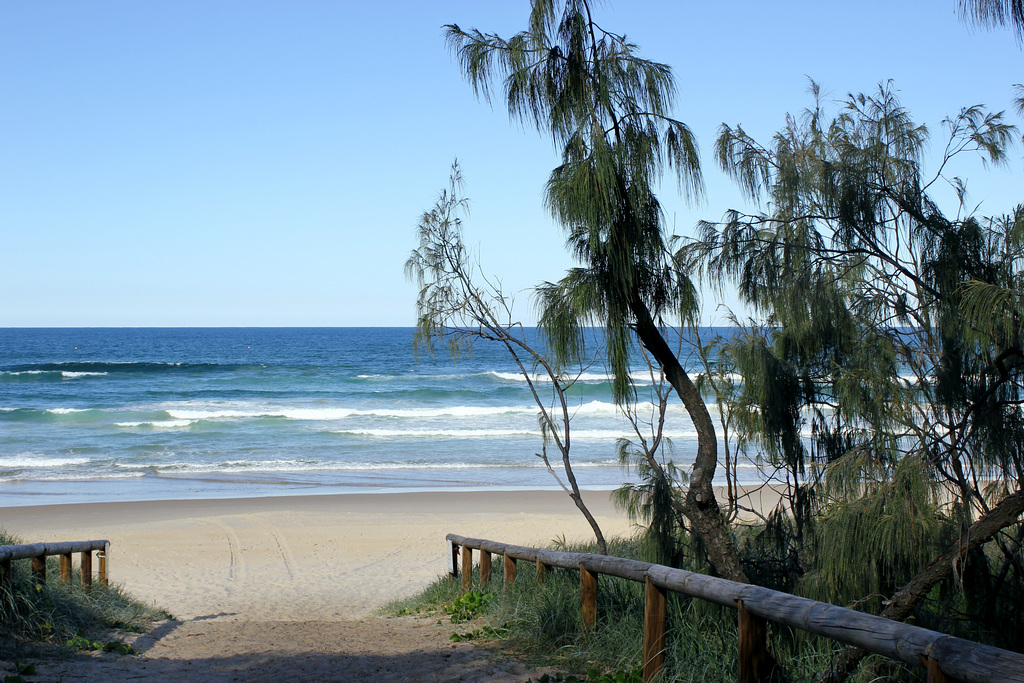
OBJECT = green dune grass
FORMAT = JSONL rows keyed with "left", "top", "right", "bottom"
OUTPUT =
{"left": 0, "top": 530, "right": 170, "bottom": 658}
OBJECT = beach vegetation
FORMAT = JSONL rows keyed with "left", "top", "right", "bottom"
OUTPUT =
{"left": 432, "top": 1, "right": 1024, "bottom": 679}
{"left": 446, "top": 588, "right": 495, "bottom": 623}
{"left": 958, "top": 0, "right": 1024, "bottom": 41}
{"left": 407, "top": 162, "right": 611, "bottom": 553}
{"left": 0, "top": 531, "right": 169, "bottom": 657}
{"left": 387, "top": 535, "right": 905, "bottom": 683}
{"left": 692, "top": 81, "right": 1024, "bottom": 673}
{"left": 444, "top": 0, "right": 747, "bottom": 583}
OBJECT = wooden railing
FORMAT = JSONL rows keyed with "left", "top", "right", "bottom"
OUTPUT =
{"left": 0, "top": 540, "right": 109, "bottom": 590}
{"left": 447, "top": 533, "right": 1024, "bottom": 683}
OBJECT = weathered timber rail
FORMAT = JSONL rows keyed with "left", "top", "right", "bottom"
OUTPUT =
{"left": 447, "top": 533, "right": 1024, "bottom": 683}
{"left": 0, "top": 540, "right": 109, "bottom": 589}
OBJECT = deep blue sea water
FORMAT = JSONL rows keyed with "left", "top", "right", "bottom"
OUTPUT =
{"left": 0, "top": 328, "right": 755, "bottom": 506}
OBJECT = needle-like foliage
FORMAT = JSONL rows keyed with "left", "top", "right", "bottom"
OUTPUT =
{"left": 958, "top": 0, "right": 1024, "bottom": 43}
{"left": 447, "top": 1, "right": 748, "bottom": 583}
{"left": 695, "top": 82, "right": 1024, "bottom": 672}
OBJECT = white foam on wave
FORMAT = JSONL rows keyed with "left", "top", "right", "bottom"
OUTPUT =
{"left": 485, "top": 370, "right": 658, "bottom": 384}
{"left": 335, "top": 428, "right": 539, "bottom": 438}
{"left": 330, "top": 427, "right": 702, "bottom": 440}
{"left": 0, "top": 370, "right": 106, "bottom": 379}
{"left": 119, "top": 460, "right": 549, "bottom": 474}
{"left": 572, "top": 429, "right": 702, "bottom": 439}
{"left": 116, "top": 420, "right": 194, "bottom": 429}
{"left": 0, "top": 454, "right": 92, "bottom": 468}
{"left": 356, "top": 372, "right": 474, "bottom": 382}
{"left": 163, "top": 399, "right": 705, "bottom": 424}
{"left": 346, "top": 405, "right": 536, "bottom": 418}
{"left": 1, "top": 471, "right": 143, "bottom": 482}
{"left": 571, "top": 400, "right": 620, "bottom": 415}
{"left": 695, "top": 372, "right": 745, "bottom": 384}
{"left": 166, "top": 404, "right": 539, "bottom": 421}
{"left": 47, "top": 408, "right": 90, "bottom": 415}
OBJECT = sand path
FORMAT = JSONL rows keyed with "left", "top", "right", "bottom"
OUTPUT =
{"left": 7, "top": 617, "right": 549, "bottom": 682}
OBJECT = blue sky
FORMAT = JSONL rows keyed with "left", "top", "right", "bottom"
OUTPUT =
{"left": 2, "top": 1, "right": 1021, "bottom": 327}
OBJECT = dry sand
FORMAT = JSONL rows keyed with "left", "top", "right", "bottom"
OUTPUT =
{"left": 0, "top": 489, "right": 636, "bottom": 681}
{"left": 0, "top": 486, "right": 782, "bottom": 681}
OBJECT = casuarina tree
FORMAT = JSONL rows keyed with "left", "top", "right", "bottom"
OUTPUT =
{"left": 696, "top": 82, "right": 1024, "bottom": 678}
{"left": 446, "top": 0, "right": 748, "bottom": 582}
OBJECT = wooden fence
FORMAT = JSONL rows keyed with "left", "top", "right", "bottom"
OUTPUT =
{"left": 0, "top": 540, "right": 109, "bottom": 590}
{"left": 447, "top": 533, "right": 1024, "bottom": 683}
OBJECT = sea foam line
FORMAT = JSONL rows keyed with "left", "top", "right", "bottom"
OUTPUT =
{"left": 0, "top": 455, "right": 92, "bottom": 468}
{"left": 113, "top": 459, "right": 624, "bottom": 474}
{"left": 116, "top": 420, "right": 194, "bottom": 429}
{"left": 0, "top": 370, "right": 107, "bottom": 378}
{"left": 330, "top": 427, "right": 703, "bottom": 439}
{"left": 165, "top": 404, "right": 543, "bottom": 421}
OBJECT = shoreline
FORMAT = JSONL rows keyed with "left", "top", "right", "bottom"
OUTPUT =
{"left": 0, "top": 478, "right": 630, "bottom": 509}
{"left": 0, "top": 470, "right": 770, "bottom": 508}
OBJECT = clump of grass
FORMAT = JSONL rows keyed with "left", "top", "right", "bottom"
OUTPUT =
{"left": 0, "top": 529, "right": 171, "bottom": 658}
{"left": 383, "top": 534, "right": 913, "bottom": 682}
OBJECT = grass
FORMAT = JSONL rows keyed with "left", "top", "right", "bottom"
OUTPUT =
{"left": 383, "top": 534, "right": 923, "bottom": 682}
{"left": 0, "top": 529, "right": 171, "bottom": 659}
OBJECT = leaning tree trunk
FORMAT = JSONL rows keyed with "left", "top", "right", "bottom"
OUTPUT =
{"left": 629, "top": 296, "right": 750, "bottom": 583}
{"left": 819, "top": 489, "right": 1024, "bottom": 682}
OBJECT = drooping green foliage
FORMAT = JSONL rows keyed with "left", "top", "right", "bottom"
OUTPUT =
{"left": 958, "top": 0, "right": 1024, "bottom": 42}
{"left": 446, "top": 0, "right": 701, "bottom": 403}
{"left": 447, "top": 0, "right": 752, "bottom": 586}
{"left": 695, "top": 82, "right": 1024, "bottom": 650}
{"left": 613, "top": 449, "right": 688, "bottom": 568}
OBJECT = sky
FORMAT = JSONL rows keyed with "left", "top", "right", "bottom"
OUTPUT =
{"left": 2, "top": 1, "right": 1021, "bottom": 327}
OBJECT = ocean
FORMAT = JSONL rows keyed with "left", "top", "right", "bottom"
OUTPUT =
{"left": 0, "top": 327, "right": 755, "bottom": 507}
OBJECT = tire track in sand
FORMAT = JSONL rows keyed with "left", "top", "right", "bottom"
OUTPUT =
{"left": 204, "top": 519, "right": 246, "bottom": 583}
{"left": 252, "top": 513, "right": 298, "bottom": 580}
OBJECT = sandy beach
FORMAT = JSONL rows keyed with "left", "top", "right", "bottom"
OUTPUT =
{"left": 0, "top": 489, "right": 635, "bottom": 681}
{"left": 0, "top": 486, "right": 782, "bottom": 680}
{"left": 1, "top": 490, "right": 639, "bottom": 622}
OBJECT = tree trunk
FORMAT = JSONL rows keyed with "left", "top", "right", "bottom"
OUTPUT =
{"left": 629, "top": 296, "right": 749, "bottom": 583}
{"left": 570, "top": 490, "right": 608, "bottom": 555}
{"left": 819, "top": 489, "right": 1024, "bottom": 682}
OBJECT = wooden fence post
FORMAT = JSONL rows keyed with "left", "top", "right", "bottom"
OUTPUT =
{"left": 98, "top": 544, "right": 108, "bottom": 586}
{"left": 81, "top": 551, "right": 93, "bottom": 590}
{"left": 926, "top": 657, "right": 947, "bottom": 683}
{"left": 536, "top": 559, "right": 548, "bottom": 585}
{"left": 60, "top": 552, "right": 72, "bottom": 584}
{"left": 642, "top": 576, "right": 667, "bottom": 682}
{"left": 503, "top": 554, "right": 517, "bottom": 584}
{"left": 580, "top": 564, "right": 598, "bottom": 631}
{"left": 479, "top": 551, "right": 491, "bottom": 587}
{"left": 737, "top": 600, "right": 773, "bottom": 683}
{"left": 0, "top": 558, "right": 10, "bottom": 588}
{"left": 461, "top": 545, "right": 473, "bottom": 591}
{"left": 31, "top": 555, "right": 46, "bottom": 585}
{"left": 449, "top": 542, "right": 459, "bottom": 580}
